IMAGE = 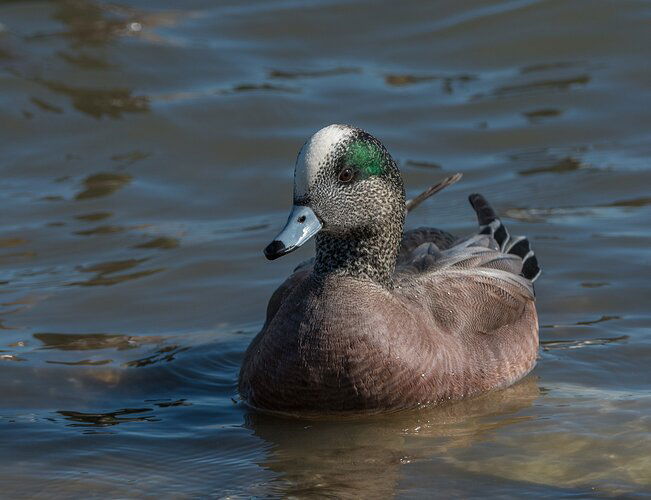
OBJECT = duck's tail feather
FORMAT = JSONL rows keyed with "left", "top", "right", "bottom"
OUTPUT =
{"left": 406, "top": 173, "right": 463, "bottom": 213}
{"left": 468, "top": 193, "right": 541, "bottom": 282}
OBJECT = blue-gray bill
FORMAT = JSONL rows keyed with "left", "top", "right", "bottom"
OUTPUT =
{"left": 264, "top": 205, "right": 322, "bottom": 260}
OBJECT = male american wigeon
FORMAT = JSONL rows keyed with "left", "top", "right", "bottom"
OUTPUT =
{"left": 239, "top": 124, "right": 541, "bottom": 414}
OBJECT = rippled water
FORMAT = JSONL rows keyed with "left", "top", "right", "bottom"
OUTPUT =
{"left": 1, "top": 0, "right": 650, "bottom": 497}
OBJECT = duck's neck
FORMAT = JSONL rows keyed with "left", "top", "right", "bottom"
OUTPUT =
{"left": 313, "top": 219, "right": 404, "bottom": 288}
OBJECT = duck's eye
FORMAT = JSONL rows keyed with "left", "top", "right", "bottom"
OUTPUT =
{"left": 338, "top": 167, "right": 354, "bottom": 183}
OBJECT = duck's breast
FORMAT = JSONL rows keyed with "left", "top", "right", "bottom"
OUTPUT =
{"left": 239, "top": 274, "right": 538, "bottom": 413}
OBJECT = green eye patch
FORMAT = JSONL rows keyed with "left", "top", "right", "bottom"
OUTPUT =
{"left": 345, "top": 140, "right": 385, "bottom": 177}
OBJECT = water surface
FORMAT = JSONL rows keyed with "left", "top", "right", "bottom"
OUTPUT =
{"left": 1, "top": 0, "right": 650, "bottom": 497}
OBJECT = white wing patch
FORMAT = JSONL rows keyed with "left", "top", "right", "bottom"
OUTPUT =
{"left": 294, "top": 124, "right": 354, "bottom": 198}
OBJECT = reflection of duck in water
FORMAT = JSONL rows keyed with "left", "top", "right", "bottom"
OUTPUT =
{"left": 245, "top": 378, "right": 541, "bottom": 498}
{"left": 240, "top": 125, "right": 541, "bottom": 414}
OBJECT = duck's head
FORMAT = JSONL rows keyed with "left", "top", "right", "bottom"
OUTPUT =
{"left": 265, "top": 124, "right": 405, "bottom": 260}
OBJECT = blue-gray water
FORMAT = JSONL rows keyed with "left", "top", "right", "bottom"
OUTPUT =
{"left": 1, "top": 0, "right": 650, "bottom": 497}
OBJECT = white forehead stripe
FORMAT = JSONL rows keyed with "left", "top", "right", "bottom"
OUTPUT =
{"left": 294, "top": 124, "right": 354, "bottom": 198}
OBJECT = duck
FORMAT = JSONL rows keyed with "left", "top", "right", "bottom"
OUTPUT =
{"left": 239, "top": 124, "right": 541, "bottom": 415}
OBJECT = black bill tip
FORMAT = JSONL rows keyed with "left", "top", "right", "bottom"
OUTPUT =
{"left": 264, "top": 240, "right": 288, "bottom": 260}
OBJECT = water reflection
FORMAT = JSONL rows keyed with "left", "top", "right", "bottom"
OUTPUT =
{"left": 542, "top": 315, "right": 621, "bottom": 328}
{"left": 580, "top": 282, "right": 609, "bottom": 288}
{"left": 519, "top": 157, "right": 583, "bottom": 176}
{"left": 0, "top": 238, "right": 28, "bottom": 249}
{"left": 520, "top": 61, "right": 579, "bottom": 74}
{"left": 504, "top": 204, "right": 643, "bottom": 223}
{"left": 75, "top": 172, "right": 132, "bottom": 200}
{"left": 607, "top": 197, "right": 651, "bottom": 208}
{"left": 37, "top": 80, "right": 148, "bottom": 118}
{"left": 124, "top": 344, "right": 188, "bottom": 368}
{"left": 148, "top": 399, "right": 191, "bottom": 408}
{"left": 0, "top": 44, "right": 11, "bottom": 62}
{"left": 69, "top": 258, "right": 162, "bottom": 286}
{"left": 110, "top": 150, "right": 149, "bottom": 166}
{"left": 541, "top": 335, "right": 629, "bottom": 351}
{"left": 523, "top": 108, "right": 562, "bottom": 123}
{"left": 58, "top": 50, "right": 112, "bottom": 70}
{"left": 0, "top": 354, "right": 26, "bottom": 362}
{"left": 385, "top": 73, "right": 476, "bottom": 93}
{"left": 75, "top": 211, "right": 112, "bottom": 222}
{"left": 575, "top": 315, "right": 621, "bottom": 326}
{"left": 33, "top": 331, "right": 186, "bottom": 369}
{"left": 218, "top": 83, "right": 299, "bottom": 95}
{"left": 29, "top": 97, "right": 64, "bottom": 114}
{"left": 74, "top": 225, "right": 124, "bottom": 236}
{"left": 133, "top": 237, "right": 179, "bottom": 250}
{"left": 245, "top": 379, "right": 540, "bottom": 498}
{"left": 268, "top": 67, "right": 360, "bottom": 79}
{"left": 494, "top": 74, "right": 590, "bottom": 98}
{"left": 34, "top": 332, "right": 164, "bottom": 351}
{"left": 47, "top": 358, "right": 112, "bottom": 366}
{"left": 404, "top": 159, "right": 442, "bottom": 170}
{"left": 51, "top": 0, "right": 132, "bottom": 46}
{"left": 58, "top": 408, "right": 156, "bottom": 427}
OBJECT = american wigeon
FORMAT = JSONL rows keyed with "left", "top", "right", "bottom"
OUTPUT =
{"left": 239, "top": 124, "right": 541, "bottom": 414}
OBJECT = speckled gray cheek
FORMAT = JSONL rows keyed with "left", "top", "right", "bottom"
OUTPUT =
{"left": 314, "top": 175, "right": 405, "bottom": 285}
